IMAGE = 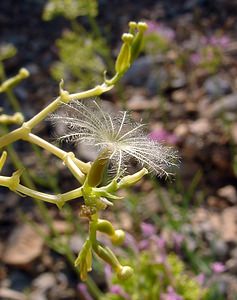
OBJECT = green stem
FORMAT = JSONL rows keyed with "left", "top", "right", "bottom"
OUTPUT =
{"left": 25, "top": 133, "right": 89, "bottom": 179}
{"left": 0, "top": 64, "right": 60, "bottom": 192}
{"left": 89, "top": 214, "right": 121, "bottom": 272}
{"left": 26, "top": 84, "right": 112, "bottom": 130}
{"left": 0, "top": 61, "right": 21, "bottom": 111}
{"left": 6, "top": 143, "right": 33, "bottom": 188}
{"left": 65, "top": 245, "right": 103, "bottom": 299}
{"left": 0, "top": 84, "right": 113, "bottom": 149}
{"left": 0, "top": 173, "right": 83, "bottom": 204}
{"left": 0, "top": 126, "right": 34, "bottom": 188}
{"left": 25, "top": 216, "right": 103, "bottom": 299}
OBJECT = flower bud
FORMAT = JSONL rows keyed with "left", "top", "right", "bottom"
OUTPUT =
{"left": 0, "top": 68, "right": 30, "bottom": 93}
{"left": 0, "top": 112, "right": 24, "bottom": 125}
{"left": 129, "top": 21, "right": 137, "bottom": 35}
{"left": 59, "top": 79, "right": 70, "bottom": 103}
{"left": 111, "top": 229, "right": 125, "bottom": 246}
{"left": 19, "top": 68, "right": 30, "bottom": 79}
{"left": 115, "top": 33, "right": 133, "bottom": 74}
{"left": 87, "top": 148, "right": 111, "bottom": 187}
{"left": 0, "top": 43, "right": 17, "bottom": 61}
{"left": 130, "top": 22, "right": 148, "bottom": 63}
{"left": 117, "top": 265, "right": 134, "bottom": 280}
{"left": 97, "top": 219, "right": 115, "bottom": 236}
{"left": 119, "top": 168, "right": 148, "bottom": 188}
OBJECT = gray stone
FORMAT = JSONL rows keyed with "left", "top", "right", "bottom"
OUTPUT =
{"left": 204, "top": 75, "right": 232, "bottom": 100}
{"left": 204, "top": 94, "right": 237, "bottom": 118}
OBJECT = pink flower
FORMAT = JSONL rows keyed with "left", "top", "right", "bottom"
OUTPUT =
{"left": 146, "top": 20, "right": 160, "bottom": 33}
{"left": 110, "top": 285, "right": 131, "bottom": 300}
{"left": 190, "top": 53, "right": 201, "bottom": 65}
{"left": 124, "top": 232, "right": 139, "bottom": 253}
{"left": 154, "top": 236, "right": 166, "bottom": 250}
{"left": 211, "top": 262, "right": 226, "bottom": 273}
{"left": 145, "top": 21, "right": 175, "bottom": 41}
{"left": 209, "top": 36, "right": 230, "bottom": 47}
{"left": 141, "top": 222, "right": 156, "bottom": 237}
{"left": 148, "top": 129, "right": 178, "bottom": 145}
{"left": 161, "top": 286, "right": 183, "bottom": 300}
{"left": 138, "top": 239, "right": 150, "bottom": 250}
{"left": 196, "top": 273, "right": 205, "bottom": 285}
{"left": 172, "top": 232, "right": 184, "bottom": 250}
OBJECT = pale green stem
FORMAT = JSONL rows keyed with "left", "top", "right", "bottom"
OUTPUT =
{"left": 18, "top": 184, "right": 59, "bottom": 203}
{"left": 6, "top": 143, "right": 34, "bottom": 189}
{"left": 63, "top": 153, "right": 85, "bottom": 185}
{"left": 61, "top": 187, "right": 83, "bottom": 202}
{"left": 89, "top": 214, "right": 121, "bottom": 272}
{"left": 0, "top": 83, "right": 112, "bottom": 157}
{"left": 0, "top": 62, "right": 21, "bottom": 111}
{"left": 24, "top": 133, "right": 89, "bottom": 180}
{"left": 0, "top": 66, "right": 59, "bottom": 192}
{"left": 26, "top": 84, "right": 113, "bottom": 130}
{"left": 0, "top": 130, "right": 90, "bottom": 179}
{"left": 0, "top": 127, "right": 26, "bottom": 148}
{"left": 0, "top": 174, "right": 82, "bottom": 204}
{"left": 89, "top": 213, "right": 98, "bottom": 246}
{"left": 0, "top": 128, "right": 56, "bottom": 233}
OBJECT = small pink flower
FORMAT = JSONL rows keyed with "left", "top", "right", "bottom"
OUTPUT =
{"left": 124, "top": 232, "right": 139, "bottom": 253}
{"left": 153, "top": 235, "right": 166, "bottom": 250}
{"left": 110, "top": 285, "right": 130, "bottom": 300}
{"left": 190, "top": 53, "right": 201, "bottom": 65}
{"left": 172, "top": 232, "right": 184, "bottom": 250}
{"left": 145, "top": 20, "right": 175, "bottom": 41}
{"left": 146, "top": 20, "right": 159, "bottom": 33}
{"left": 211, "top": 262, "right": 226, "bottom": 273}
{"left": 148, "top": 129, "right": 178, "bottom": 145}
{"left": 141, "top": 222, "right": 156, "bottom": 237}
{"left": 161, "top": 286, "right": 183, "bottom": 300}
{"left": 209, "top": 36, "right": 230, "bottom": 47}
{"left": 196, "top": 273, "right": 205, "bottom": 285}
{"left": 138, "top": 239, "right": 150, "bottom": 250}
{"left": 219, "top": 36, "right": 230, "bottom": 47}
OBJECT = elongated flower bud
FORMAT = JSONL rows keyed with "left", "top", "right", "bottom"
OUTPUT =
{"left": 130, "top": 22, "right": 148, "bottom": 63}
{"left": 115, "top": 33, "right": 133, "bottom": 74}
{"left": 129, "top": 21, "right": 137, "bottom": 35}
{"left": 87, "top": 148, "right": 111, "bottom": 187}
{"left": 118, "top": 168, "right": 148, "bottom": 188}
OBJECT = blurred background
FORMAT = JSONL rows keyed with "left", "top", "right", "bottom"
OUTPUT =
{"left": 1, "top": 0, "right": 237, "bottom": 299}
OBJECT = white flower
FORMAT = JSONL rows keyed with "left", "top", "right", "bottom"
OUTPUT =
{"left": 50, "top": 99, "right": 178, "bottom": 177}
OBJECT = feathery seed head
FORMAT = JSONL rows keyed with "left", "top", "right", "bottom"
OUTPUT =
{"left": 50, "top": 100, "right": 178, "bottom": 177}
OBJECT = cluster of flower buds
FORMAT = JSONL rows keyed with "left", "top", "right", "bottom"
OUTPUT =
{"left": 75, "top": 216, "right": 133, "bottom": 281}
{"left": 75, "top": 151, "right": 149, "bottom": 281}
{"left": 105, "top": 21, "right": 148, "bottom": 85}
